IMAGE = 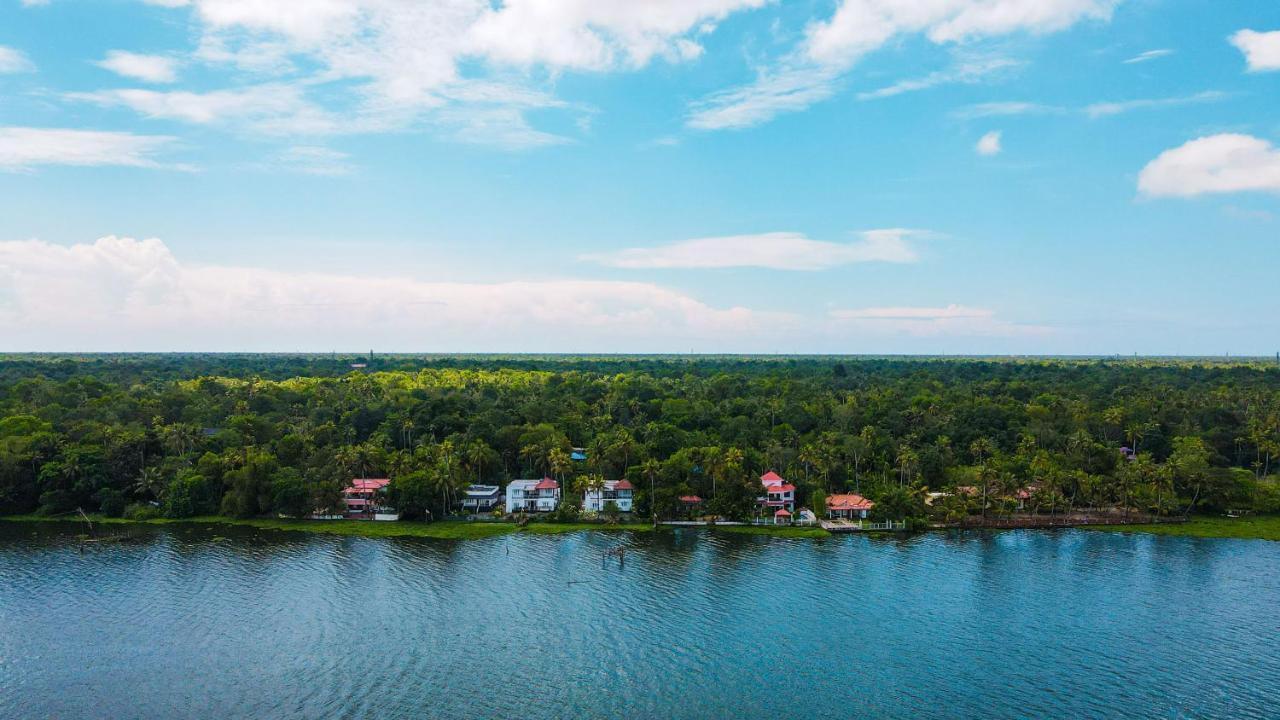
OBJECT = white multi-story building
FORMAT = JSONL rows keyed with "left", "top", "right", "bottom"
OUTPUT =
{"left": 758, "top": 471, "right": 796, "bottom": 512}
{"left": 506, "top": 478, "right": 560, "bottom": 513}
{"left": 583, "top": 479, "right": 634, "bottom": 513}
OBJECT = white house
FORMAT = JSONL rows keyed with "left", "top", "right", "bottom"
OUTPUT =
{"left": 758, "top": 471, "right": 796, "bottom": 512}
{"left": 583, "top": 479, "right": 634, "bottom": 513}
{"left": 506, "top": 478, "right": 560, "bottom": 513}
{"left": 460, "top": 484, "right": 502, "bottom": 513}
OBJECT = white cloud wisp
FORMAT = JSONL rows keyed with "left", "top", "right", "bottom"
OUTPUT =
{"left": 583, "top": 230, "right": 925, "bottom": 270}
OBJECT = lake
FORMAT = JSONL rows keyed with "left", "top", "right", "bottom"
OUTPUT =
{"left": 1, "top": 523, "right": 1277, "bottom": 719}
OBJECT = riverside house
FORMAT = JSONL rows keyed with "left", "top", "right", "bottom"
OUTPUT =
{"left": 506, "top": 478, "right": 560, "bottom": 513}
{"left": 460, "top": 484, "right": 502, "bottom": 513}
{"left": 758, "top": 471, "right": 796, "bottom": 512}
{"left": 343, "top": 478, "right": 399, "bottom": 520}
{"left": 583, "top": 479, "right": 634, "bottom": 513}
{"left": 826, "top": 493, "right": 875, "bottom": 520}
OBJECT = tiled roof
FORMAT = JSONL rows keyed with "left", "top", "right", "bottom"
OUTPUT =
{"left": 826, "top": 494, "right": 875, "bottom": 511}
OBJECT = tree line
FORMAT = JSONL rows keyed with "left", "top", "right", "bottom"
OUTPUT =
{"left": 1, "top": 355, "right": 1278, "bottom": 523}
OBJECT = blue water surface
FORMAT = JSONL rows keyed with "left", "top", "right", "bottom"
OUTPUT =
{"left": 0, "top": 524, "right": 1276, "bottom": 719}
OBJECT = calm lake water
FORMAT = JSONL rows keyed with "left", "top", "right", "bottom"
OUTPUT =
{"left": 1, "top": 523, "right": 1277, "bottom": 719}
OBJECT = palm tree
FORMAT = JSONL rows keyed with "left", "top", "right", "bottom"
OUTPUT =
{"left": 640, "top": 458, "right": 661, "bottom": 522}
{"left": 133, "top": 466, "right": 165, "bottom": 503}
{"left": 463, "top": 438, "right": 492, "bottom": 484}
{"left": 548, "top": 447, "right": 572, "bottom": 483}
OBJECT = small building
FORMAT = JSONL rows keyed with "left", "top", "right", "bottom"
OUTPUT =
{"left": 570, "top": 449, "right": 587, "bottom": 462}
{"left": 758, "top": 471, "right": 795, "bottom": 512}
{"left": 774, "top": 508, "right": 792, "bottom": 525}
{"left": 583, "top": 479, "right": 634, "bottom": 513}
{"left": 1013, "top": 484, "right": 1040, "bottom": 510}
{"left": 506, "top": 478, "right": 560, "bottom": 513}
{"left": 826, "top": 493, "right": 874, "bottom": 520}
{"left": 460, "top": 484, "right": 502, "bottom": 513}
{"left": 343, "top": 478, "right": 398, "bottom": 520}
{"left": 678, "top": 495, "right": 703, "bottom": 516}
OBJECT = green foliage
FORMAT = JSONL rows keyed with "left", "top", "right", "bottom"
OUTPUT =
{"left": 123, "top": 502, "right": 162, "bottom": 521}
{"left": 3, "top": 354, "right": 1280, "bottom": 525}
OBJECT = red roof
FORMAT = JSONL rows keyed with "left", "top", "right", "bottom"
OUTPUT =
{"left": 769, "top": 484, "right": 796, "bottom": 494}
{"left": 612, "top": 479, "right": 634, "bottom": 490}
{"left": 534, "top": 477, "right": 559, "bottom": 491}
{"left": 827, "top": 494, "right": 875, "bottom": 511}
{"left": 774, "top": 508, "right": 792, "bottom": 517}
{"left": 344, "top": 478, "right": 390, "bottom": 494}
{"left": 679, "top": 495, "right": 703, "bottom": 503}
{"left": 760, "top": 471, "right": 785, "bottom": 485}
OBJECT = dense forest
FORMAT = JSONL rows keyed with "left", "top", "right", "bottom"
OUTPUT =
{"left": 1, "top": 354, "right": 1278, "bottom": 524}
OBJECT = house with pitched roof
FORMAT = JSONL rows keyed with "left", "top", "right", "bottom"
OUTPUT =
{"left": 583, "top": 479, "right": 634, "bottom": 513}
{"left": 826, "top": 493, "right": 875, "bottom": 520}
{"left": 506, "top": 478, "right": 560, "bottom": 513}
{"left": 758, "top": 471, "right": 796, "bottom": 512}
{"left": 343, "top": 478, "right": 398, "bottom": 520}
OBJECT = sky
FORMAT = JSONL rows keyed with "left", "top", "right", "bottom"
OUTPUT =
{"left": 0, "top": 0, "right": 1278, "bottom": 355}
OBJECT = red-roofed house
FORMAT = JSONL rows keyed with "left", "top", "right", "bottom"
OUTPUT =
{"left": 758, "top": 471, "right": 795, "bottom": 511}
{"left": 826, "top": 493, "right": 875, "bottom": 520}
{"left": 343, "top": 478, "right": 398, "bottom": 520}
{"left": 583, "top": 479, "right": 634, "bottom": 513}
{"left": 774, "top": 508, "right": 792, "bottom": 525}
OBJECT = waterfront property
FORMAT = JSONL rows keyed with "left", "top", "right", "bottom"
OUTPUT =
{"left": 758, "top": 471, "right": 796, "bottom": 512}
{"left": 460, "top": 484, "right": 502, "bottom": 513}
{"left": 826, "top": 493, "right": 874, "bottom": 520}
{"left": 343, "top": 478, "right": 399, "bottom": 521}
{"left": 506, "top": 478, "right": 561, "bottom": 513}
{"left": 582, "top": 479, "right": 634, "bottom": 513}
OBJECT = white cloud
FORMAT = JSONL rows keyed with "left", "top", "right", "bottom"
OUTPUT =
{"left": 952, "top": 101, "right": 1060, "bottom": 119}
{"left": 95, "top": 50, "right": 179, "bottom": 83}
{"left": 583, "top": 229, "right": 925, "bottom": 270}
{"left": 0, "top": 127, "right": 177, "bottom": 171}
{"left": 686, "top": 63, "right": 843, "bottom": 130}
{"left": 124, "top": 0, "right": 767, "bottom": 145}
{"left": 267, "top": 146, "right": 354, "bottom": 176}
{"left": 1230, "top": 29, "right": 1280, "bottom": 72}
{"left": 975, "top": 130, "right": 1002, "bottom": 156}
{"left": 0, "top": 236, "right": 782, "bottom": 351}
{"left": 829, "top": 304, "right": 1048, "bottom": 337}
{"left": 0, "top": 46, "right": 35, "bottom": 74}
{"left": 1084, "top": 90, "right": 1226, "bottom": 118}
{"left": 689, "top": 0, "right": 1118, "bottom": 129}
{"left": 856, "top": 55, "right": 1021, "bottom": 101}
{"left": 67, "top": 85, "right": 337, "bottom": 134}
{"left": 1122, "top": 48, "right": 1172, "bottom": 64}
{"left": 1138, "top": 134, "right": 1280, "bottom": 198}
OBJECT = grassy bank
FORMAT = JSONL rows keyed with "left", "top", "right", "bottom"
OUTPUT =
{"left": 0, "top": 514, "right": 523, "bottom": 540}
{"left": 1087, "top": 515, "right": 1280, "bottom": 542}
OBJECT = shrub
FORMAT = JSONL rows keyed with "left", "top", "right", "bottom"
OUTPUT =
{"left": 124, "top": 502, "right": 162, "bottom": 521}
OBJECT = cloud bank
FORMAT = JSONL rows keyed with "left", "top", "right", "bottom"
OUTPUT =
{"left": 583, "top": 230, "right": 925, "bottom": 270}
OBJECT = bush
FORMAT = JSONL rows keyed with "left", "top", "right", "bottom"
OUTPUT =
{"left": 94, "top": 488, "right": 127, "bottom": 518}
{"left": 124, "top": 502, "right": 162, "bottom": 521}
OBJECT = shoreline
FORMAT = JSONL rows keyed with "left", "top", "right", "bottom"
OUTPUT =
{"left": 0, "top": 514, "right": 837, "bottom": 540}
{"left": 3, "top": 514, "right": 1277, "bottom": 542}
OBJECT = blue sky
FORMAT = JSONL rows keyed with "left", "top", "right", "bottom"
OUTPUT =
{"left": 0, "top": 0, "right": 1278, "bottom": 354}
